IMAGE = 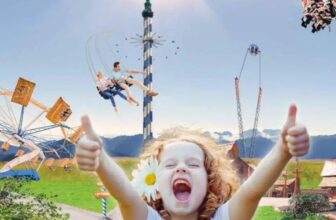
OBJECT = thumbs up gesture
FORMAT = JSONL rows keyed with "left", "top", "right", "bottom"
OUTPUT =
{"left": 280, "top": 104, "right": 310, "bottom": 157}
{"left": 75, "top": 115, "right": 104, "bottom": 171}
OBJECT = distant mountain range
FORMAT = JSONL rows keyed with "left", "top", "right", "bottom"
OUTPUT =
{"left": 0, "top": 140, "right": 76, "bottom": 161}
{"left": 101, "top": 135, "right": 143, "bottom": 157}
{"left": 0, "top": 135, "right": 143, "bottom": 161}
{"left": 1, "top": 130, "right": 335, "bottom": 161}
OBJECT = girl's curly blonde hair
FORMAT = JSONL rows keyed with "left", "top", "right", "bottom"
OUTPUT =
{"left": 140, "top": 127, "right": 240, "bottom": 220}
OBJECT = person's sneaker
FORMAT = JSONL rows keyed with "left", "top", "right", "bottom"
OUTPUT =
{"left": 147, "top": 91, "right": 159, "bottom": 97}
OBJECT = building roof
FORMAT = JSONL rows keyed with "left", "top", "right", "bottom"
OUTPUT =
{"left": 319, "top": 177, "right": 336, "bottom": 188}
{"left": 321, "top": 160, "right": 336, "bottom": 177}
{"left": 274, "top": 178, "right": 296, "bottom": 186}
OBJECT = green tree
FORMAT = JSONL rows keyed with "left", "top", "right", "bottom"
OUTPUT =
{"left": 0, "top": 178, "right": 69, "bottom": 220}
{"left": 281, "top": 193, "right": 330, "bottom": 220}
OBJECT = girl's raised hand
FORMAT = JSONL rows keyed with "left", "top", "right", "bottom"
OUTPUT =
{"left": 75, "top": 115, "right": 104, "bottom": 171}
{"left": 280, "top": 104, "right": 310, "bottom": 157}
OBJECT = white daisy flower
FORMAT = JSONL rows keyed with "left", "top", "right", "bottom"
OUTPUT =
{"left": 131, "top": 157, "right": 160, "bottom": 202}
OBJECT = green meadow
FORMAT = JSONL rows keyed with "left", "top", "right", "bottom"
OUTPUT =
{"left": 245, "top": 159, "right": 324, "bottom": 189}
{"left": 0, "top": 158, "right": 138, "bottom": 213}
{"left": 253, "top": 206, "right": 283, "bottom": 220}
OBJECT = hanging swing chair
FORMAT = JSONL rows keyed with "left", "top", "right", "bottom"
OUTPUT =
{"left": 96, "top": 74, "right": 135, "bottom": 111}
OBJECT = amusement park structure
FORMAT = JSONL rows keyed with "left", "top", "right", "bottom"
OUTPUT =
{"left": 235, "top": 44, "right": 262, "bottom": 158}
{"left": 86, "top": 0, "right": 169, "bottom": 143}
{"left": 0, "top": 77, "right": 83, "bottom": 180}
{"left": 142, "top": 0, "right": 155, "bottom": 142}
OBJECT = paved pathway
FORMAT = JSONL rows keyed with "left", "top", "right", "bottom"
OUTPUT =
{"left": 258, "top": 197, "right": 290, "bottom": 209}
{"left": 58, "top": 204, "right": 102, "bottom": 220}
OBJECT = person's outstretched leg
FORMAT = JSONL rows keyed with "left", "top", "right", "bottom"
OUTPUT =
{"left": 125, "top": 78, "right": 159, "bottom": 97}
{"left": 118, "top": 82, "right": 139, "bottom": 106}
{"left": 118, "top": 82, "right": 132, "bottom": 99}
{"left": 101, "top": 90, "right": 118, "bottom": 112}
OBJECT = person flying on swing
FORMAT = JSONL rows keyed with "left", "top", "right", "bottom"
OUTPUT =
{"left": 110, "top": 62, "right": 159, "bottom": 106}
{"left": 96, "top": 71, "right": 128, "bottom": 112}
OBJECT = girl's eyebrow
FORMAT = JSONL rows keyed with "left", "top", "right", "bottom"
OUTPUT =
{"left": 161, "top": 158, "right": 177, "bottom": 163}
{"left": 186, "top": 157, "right": 202, "bottom": 162}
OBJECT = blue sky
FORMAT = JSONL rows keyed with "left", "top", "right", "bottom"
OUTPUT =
{"left": 0, "top": 0, "right": 335, "bottom": 136}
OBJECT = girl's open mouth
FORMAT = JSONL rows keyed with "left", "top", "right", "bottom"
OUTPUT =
{"left": 172, "top": 178, "right": 192, "bottom": 202}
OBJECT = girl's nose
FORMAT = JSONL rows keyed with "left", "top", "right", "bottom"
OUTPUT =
{"left": 176, "top": 167, "right": 187, "bottom": 173}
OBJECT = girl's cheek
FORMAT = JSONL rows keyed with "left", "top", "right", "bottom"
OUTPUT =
{"left": 159, "top": 170, "right": 172, "bottom": 180}
{"left": 191, "top": 169, "right": 207, "bottom": 181}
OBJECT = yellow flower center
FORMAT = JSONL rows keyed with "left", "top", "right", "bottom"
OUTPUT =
{"left": 145, "top": 173, "right": 156, "bottom": 186}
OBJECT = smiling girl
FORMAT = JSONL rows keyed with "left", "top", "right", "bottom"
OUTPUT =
{"left": 75, "top": 104, "right": 309, "bottom": 220}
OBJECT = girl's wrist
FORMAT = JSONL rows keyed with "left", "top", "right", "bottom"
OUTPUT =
{"left": 276, "top": 139, "right": 292, "bottom": 161}
{"left": 97, "top": 149, "right": 108, "bottom": 173}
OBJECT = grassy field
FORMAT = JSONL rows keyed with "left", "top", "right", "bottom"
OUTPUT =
{"left": 0, "top": 158, "right": 325, "bottom": 217}
{"left": 26, "top": 167, "right": 117, "bottom": 213}
{"left": 286, "top": 160, "right": 324, "bottom": 189}
{"left": 0, "top": 158, "right": 139, "bottom": 213}
{"left": 253, "top": 206, "right": 283, "bottom": 220}
{"left": 245, "top": 159, "right": 324, "bottom": 189}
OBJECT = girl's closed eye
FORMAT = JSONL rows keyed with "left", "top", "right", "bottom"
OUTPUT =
{"left": 166, "top": 164, "right": 176, "bottom": 168}
{"left": 164, "top": 162, "right": 177, "bottom": 168}
{"left": 187, "top": 158, "right": 202, "bottom": 168}
{"left": 188, "top": 163, "right": 200, "bottom": 168}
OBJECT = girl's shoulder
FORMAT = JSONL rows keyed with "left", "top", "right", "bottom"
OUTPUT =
{"left": 211, "top": 201, "right": 230, "bottom": 220}
{"left": 147, "top": 205, "right": 162, "bottom": 220}
{"left": 146, "top": 201, "right": 230, "bottom": 220}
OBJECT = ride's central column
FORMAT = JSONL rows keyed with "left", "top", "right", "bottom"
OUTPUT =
{"left": 142, "top": 0, "right": 154, "bottom": 142}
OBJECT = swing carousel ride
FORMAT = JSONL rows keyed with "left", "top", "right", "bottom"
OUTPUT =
{"left": 85, "top": 31, "right": 181, "bottom": 111}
